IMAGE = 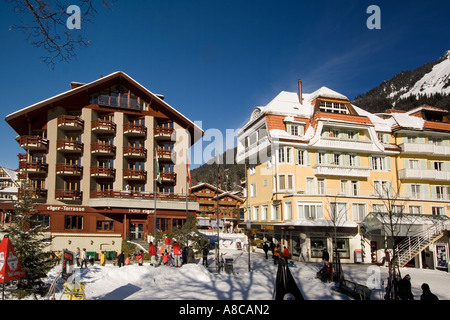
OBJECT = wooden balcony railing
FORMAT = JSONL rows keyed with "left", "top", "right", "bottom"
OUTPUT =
{"left": 55, "top": 190, "right": 82, "bottom": 200}
{"left": 57, "top": 115, "right": 84, "bottom": 129}
{"left": 123, "top": 169, "right": 147, "bottom": 180}
{"left": 160, "top": 172, "right": 177, "bottom": 182}
{"left": 154, "top": 127, "right": 175, "bottom": 139}
{"left": 123, "top": 146, "right": 147, "bottom": 158}
{"left": 91, "top": 120, "right": 116, "bottom": 132}
{"left": 91, "top": 143, "right": 116, "bottom": 155}
{"left": 18, "top": 162, "right": 48, "bottom": 173}
{"left": 123, "top": 123, "right": 147, "bottom": 136}
{"left": 90, "top": 190, "right": 196, "bottom": 201}
{"left": 18, "top": 188, "right": 48, "bottom": 199}
{"left": 56, "top": 140, "right": 83, "bottom": 152}
{"left": 90, "top": 167, "right": 116, "bottom": 177}
{"left": 55, "top": 164, "right": 83, "bottom": 175}
{"left": 18, "top": 136, "right": 49, "bottom": 150}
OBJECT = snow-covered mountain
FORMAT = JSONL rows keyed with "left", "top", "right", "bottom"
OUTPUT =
{"left": 353, "top": 50, "right": 450, "bottom": 113}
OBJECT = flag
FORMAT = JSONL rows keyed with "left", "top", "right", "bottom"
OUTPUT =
{"left": 155, "top": 148, "right": 161, "bottom": 184}
{"left": 0, "top": 235, "right": 26, "bottom": 283}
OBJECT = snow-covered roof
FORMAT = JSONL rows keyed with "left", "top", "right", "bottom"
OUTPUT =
{"left": 390, "top": 112, "right": 425, "bottom": 130}
{"left": 308, "top": 86, "right": 349, "bottom": 101}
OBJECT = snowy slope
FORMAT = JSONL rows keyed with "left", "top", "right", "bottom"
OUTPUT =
{"left": 398, "top": 50, "right": 450, "bottom": 100}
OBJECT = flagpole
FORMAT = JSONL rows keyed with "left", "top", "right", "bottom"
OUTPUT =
{"left": 216, "top": 155, "right": 220, "bottom": 273}
{"left": 154, "top": 148, "right": 158, "bottom": 246}
{"left": 185, "top": 153, "right": 189, "bottom": 248}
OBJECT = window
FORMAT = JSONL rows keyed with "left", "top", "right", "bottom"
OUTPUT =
{"left": 278, "top": 148, "right": 285, "bottom": 163}
{"left": 285, "top": 202, "right": 292, "bottom": 220}
{"left": 434, "top": 161, "right": 444, "bottom": 171}
{"left": 372, "top": 204, "right": 385, "bottom": 213}
{"left": 317, "top": 178, "right": 325, "bottom": 195}
{"left": 334, "top": 238, "right": 350, "bottom": 259}
{"left": 278, "top": 175, "right": 286, "bottom": 190}
{"left": 351, "top": 180, "right": 359, "bottom": 196}
{"left": 286, "top": 147, "right": 292, "bottom": 163}
{"left": 65, "top": 215, "right": 83, "bottom": 230}
{"left": 434, "top": 186, "right": 449, "bottom": 200}
{"left": 432, "top": 207, "right": 444, "bottom": 216}
{"left": 97, "top": 221, "right": 114, "bottom": 231}
{"left": 409, "top": 159, "right": 419, "bottom": 169}
{"left": 319, "top": 101, "right": 349, "bottom": 114}
{"left": 409, "top": 206, "right": 422, "bottom": 214}
{"left": 262, "top": 205, "right": 268, "bottom": 220}
{"left": 318, "top": 152, "right": 326, "bottom": 165}
{"left": 330, "top": 202, "right": 348, "bottom": 221}
{"left": 371, "top": 156, "right": 385, "bottom": 171}
{"left": 349, "top": 154, "right": 356, "bottom": 167}
{"left": 271, "top": 203, "right": 280, "bottom": 220}
{"left": 411, "top": 184, "right": 421, "bottom": 199}
{"left": 333, "top": 153, "right": 341, "bottom": 165}
{"left": 253, "top": 206, "right": 260, "bottom": 220}
{"left": 287, "top": 175, "right": 294, "bottom": 191}
{"left": 297, "top": 149, "right": 305, "bottom": 165}
{"left": 352, "top": 204, "right": 366, "bottom": 221}
{"left": 250, "top": 183, "right": 257, "bottom": 197}
{"left": 340, "top": 180, "right": 348, "bottom": 195}
{"left": 249, "top": 164, "right": 256, "bottom": 175}
{"left": 297, "top": 202, "right": 323, "bottom": 220}
{"left": 373, "top": 180, "right": 392, "bottom": 197}
{"left": 310, "top": 237, "right": 327, "bottom": 258}
{"left": 306, "top": 177, "right": 314, "bottom": 194}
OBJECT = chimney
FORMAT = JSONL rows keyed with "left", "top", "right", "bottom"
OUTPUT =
{"left": 298, "top": 79, "right": 303, "bottom": 103}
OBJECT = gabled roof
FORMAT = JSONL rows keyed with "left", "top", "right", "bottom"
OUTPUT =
{"left": 5, "top": 71, "right": 203, "bottom": 143}
{"left": 190, "top": 182, "right": 225, "bottom": 194}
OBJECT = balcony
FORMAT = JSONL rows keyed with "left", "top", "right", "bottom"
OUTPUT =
{"left": 18, "top": 161, "right": 48, "bottom": 174}
{"left": 156, "top": 149, "right": 175, "bottom": 162}
{"left": 18, "top": 136, "right": 48, "bottom": 151}
{"left": 91, "top": 143, "right": 116, "bottom": 156}
{"left": 123, "top": 169, "right": 147, "bottom": 180}
{"left": 123, "top": 146, "right": 147, "bottom": 158}
{"left": 55, "top": 190, "right": 82, "bottom": 201}
{"left": 18, "top": 188, "right": 47, "bottom": 200}
{"left": 161, "top": 172, "right": 177, "bottom": 183}
{"left": 313, "top": 164, "right": 370, "bottom": 178}
{"left": 154, "top": 127, "right": 175, "bottom": 140}
{"left": 90, "top": 190, "right": 196, "bottom": 201}
{"left": 57, "top": 140, "right": 83, "bottom": 153}
{"left": 124, "top": 123, "right": 147, "bottom": 137}
{"left": 316, "top": 136, "right": 375, "bottom": 152}
{"left": 398, "top": 168, "right": 450, "bottom": 181}
{"left": 399, "top": 142, "right": 450, "bottom": 157}
{"left": 57, "top": 115, "right": 84, "bottom": 131}
{"left": 55, "top": 164, "right": 83, "bottom": 176}
{"left": 91, "top": 120, "right": 116, "bottom": 134}
{"left": 90, "top": 167, "right": 116, "bottom": 178}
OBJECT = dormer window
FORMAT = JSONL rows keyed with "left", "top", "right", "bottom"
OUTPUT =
{"left": 319, "top": 100, "right": 349, "bottom": 114}
{"left": 285, "top": 123, "right": 305, "bottom": 136}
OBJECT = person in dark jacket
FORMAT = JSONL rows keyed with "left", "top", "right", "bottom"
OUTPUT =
{"left": 420, "top": 283, "right": 439, "bottom": 300}
{"left": 396, "top": 274, "right": 414, "bottom": 300}
{"left": 263, "top": 242, "right": 269, "bottom": 259}
{"left": 202, "top": 246, "right": 209, "bottom": 266}
{"left": 117, "top": 251, "right": 125, "bottom": 268}
{"left": 322, "top": 248, "right": 329, "bottom": 264}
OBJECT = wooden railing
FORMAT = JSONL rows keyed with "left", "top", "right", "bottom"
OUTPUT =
{"left": 55, "top": 190, "right": 82, "bottom": 200}
{"left": 90, "top": 167, "right": 116, "bottom": 177}
{"left": 90, "top": 190, "right": 196, "bottom": 201}
{"left": 57, "top": 115, "right": 84, "bottom": 128}
{"left": 18, "top": 136, "right": 48, "bottom": 149}
{"left": 123, "top": 146, "right": 147, "bottom": 157}
{"left": 55, "top": 164, "right": 83, "bottom": 175}
{"left": 124, "top": 123, "right": 147, "bottom": 135}
{"left": 56, "top": 140, "right": 83, "bottom": 152}
{"left": 18, "top": 162, "right": 48, "bottom": 173}
{"left": 18, "top": 188, "right": 48, "bottom": 199}
{"left": 91, "top": 120, "right": 116, "bottom": 132}
{"left": 91, "top": 143, "right": 116, "bottom": 154}
{"left": 154, "top": 127, "right": 174, "bottom": 137}
{"left": 123, "top": 169, "right": 147, "bottom": 179}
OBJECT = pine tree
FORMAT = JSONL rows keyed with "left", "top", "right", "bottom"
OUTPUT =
{"left": 5, "top": 185, "right": 54, "bottom": 299}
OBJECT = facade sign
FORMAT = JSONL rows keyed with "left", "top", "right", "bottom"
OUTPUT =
{"left": 435, "top": 244, "right": 448, "bottom": 269}
{"left": 62, "top": 249, "right": 74, "bottom": 280}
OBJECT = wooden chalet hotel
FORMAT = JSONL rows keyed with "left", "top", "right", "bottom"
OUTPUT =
{"left": 4, "top": 72, "right": 203, "bottom": 253}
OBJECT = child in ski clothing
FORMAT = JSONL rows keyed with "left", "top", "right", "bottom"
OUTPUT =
{"left": 162, "top": 250, "right": 170, "bottom": 265}
{"left": 396, "top": 274, "right": 414, "bottom": 300}
{"left": 117, "top": 251, "right": 125, "bottom": 267}
{"left": 173, "top": 241, "right": 182, "bottom": 267}
{"left": 100, "top": 251, "right": 106, "bottom": 266}
{"left": 273, "top": 245, "right": 279, "bottom": 265}
{"left": 148, "top": 242, "right": 157, "bottom": 266}
{"left": 125, "top": 256, "right": 131, "bottom": 265}
{"left": 282, "top": 246, "right": 290, "bottom": 263}
{"left": 136, "top": 250, "right": 144, "bottom": 266}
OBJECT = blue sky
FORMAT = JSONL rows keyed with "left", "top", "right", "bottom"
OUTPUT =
{"left": 1, "top": 0, "right": 450, "bottom": 169}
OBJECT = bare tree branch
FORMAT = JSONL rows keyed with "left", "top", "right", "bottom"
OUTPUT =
{"left": 5, "top": 0, "right": 115, "bottom": 67}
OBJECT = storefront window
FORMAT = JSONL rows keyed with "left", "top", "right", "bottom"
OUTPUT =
{"left": 65, "top": 215, "right": 83, "bottom": 230}
{"left": 97, "top": 221, "right": 114, "bottom": 231}
{"left": 310, "top": 237, "right": 327, "bottom": 258}
{"left": 334, "top": 238, "right": 350, "bottom": 259}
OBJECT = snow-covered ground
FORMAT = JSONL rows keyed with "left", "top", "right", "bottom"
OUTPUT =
{"left": 44, "top": 247, "right": 450, "bottom": 301}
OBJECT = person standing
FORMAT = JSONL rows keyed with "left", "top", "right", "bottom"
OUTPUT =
{"left": 282, "top": 246, "right": 290, "bottom": 263}
{"left": 80, "top": 248, "right": 88, "bottom": 268}
{"left": 149, "top": 242, "right": 157, "bottom": 266}
{"left": 75, "top": 247, "right": 81, "bottom": 267}
{"left": 100, "top": 251, "right": 106, "bottom": 266}
{"left": 117, "top": 251, "right": 125, "bottom": 268}
{"left": 273, "top": 245, "right": 279, "bottom": 265}
{"left": 202, "top": 245, "right": 209, "bottom": 266}
{"left": 263, "top": 242, "right": 269, "bottom": 259}
{"left": 420, "top": 283, "right": 438, "bottom": 300}
{"left": 173, "top": 241, "right": 182, "bottom": 267}
{"left": 322, "top": 248, "right": 329, "bottom": 265}
{"left": 396, "top": 274, "right": 414, "bottom": 300}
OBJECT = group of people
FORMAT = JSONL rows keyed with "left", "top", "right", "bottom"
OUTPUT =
{"left": 262, "top": 241, "right": 290, "bottom": 265}
{"left": 395, "top": 274, "right": 439, "bottom": 300}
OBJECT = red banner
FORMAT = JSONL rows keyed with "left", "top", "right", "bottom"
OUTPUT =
{"left": 0, "top": 235, "right": 26, "bottom": 283}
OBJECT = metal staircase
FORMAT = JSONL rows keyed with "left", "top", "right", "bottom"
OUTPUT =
{"left": 394, "top": 221, "right": 445, "bottom": 267}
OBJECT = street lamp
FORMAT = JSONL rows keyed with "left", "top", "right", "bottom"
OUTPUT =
{"left": 246, "top": 220, "right": 252, "bottom": 272}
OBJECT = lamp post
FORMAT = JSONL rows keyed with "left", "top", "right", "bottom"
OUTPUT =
{"left": 246, "top": 220, "right": 252, "bottom": 272}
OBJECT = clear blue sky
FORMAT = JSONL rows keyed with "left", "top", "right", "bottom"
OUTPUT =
{"left": 1, "top": 0, "right": 450, "bottom": 169}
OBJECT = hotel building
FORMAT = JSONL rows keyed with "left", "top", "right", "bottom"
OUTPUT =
{"left": 237, "top": 80, "right": 450, "bottom": 267}
{"left": 4, "top": 72, "right": 203, "bottom": 253}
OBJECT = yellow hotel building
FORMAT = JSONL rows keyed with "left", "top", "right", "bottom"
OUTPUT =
{"left": 237, "top": 80, "right": 450, "bottom": 267}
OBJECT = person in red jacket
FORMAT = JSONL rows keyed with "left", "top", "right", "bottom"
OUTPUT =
{"left": 149, "top": 242, "right": 157, "bottom": 266}
{"left": 173, "top": 241, "right": 182, "bottom": 267}
{"left": 282, "top": 246, "right": 290, "bottom": 263}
